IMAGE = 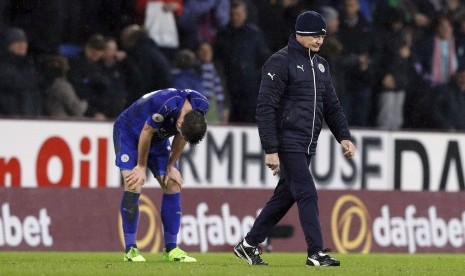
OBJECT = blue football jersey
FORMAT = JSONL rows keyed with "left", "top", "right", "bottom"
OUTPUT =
{"left": 116, "top": 88, "right": 209, "bottom": 140}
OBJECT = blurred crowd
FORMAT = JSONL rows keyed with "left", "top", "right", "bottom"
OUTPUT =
{"left": 0, "top": 0, "right": 465, "bottom": 130}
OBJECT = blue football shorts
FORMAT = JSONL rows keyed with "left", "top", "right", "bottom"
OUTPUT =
{"left": 113, "top": 124, "right": 173, "bottom": 177}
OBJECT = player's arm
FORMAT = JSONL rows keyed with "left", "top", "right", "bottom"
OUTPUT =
{"left": 125, "top": 122, "right": 156, "bottom": 189}
{"left": 257, "top": 54, "right": 287, "bottom": 175}
{"left": 163, "top": 132, "right": 187, "bottom": 188}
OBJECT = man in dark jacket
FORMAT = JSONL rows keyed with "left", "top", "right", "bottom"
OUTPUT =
{"left": 215, "top": 0, "right": 270, "bottom": 123}
{"left": 0, "top": 27, "right": 41, "bottom": 116}
{"left": 120, "top": 24, "right": 172, "bottom": 102}
{"left": 338, "top": 0, "right": 376, "bottom": 126}
{"left": 233, "top": 11, "right": 355, "bottom": 267}
{"left": 431, "top": 66, "right": 465, "bottom": 130}
{"left": 68, "top": 33, "right": 107, "bottom": 118}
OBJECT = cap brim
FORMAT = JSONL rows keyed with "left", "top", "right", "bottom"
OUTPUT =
{"left": 296, "top": 31, "right": 327, "bottom": 36}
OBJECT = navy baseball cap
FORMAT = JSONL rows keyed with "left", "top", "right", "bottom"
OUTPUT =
{"left": 295, "top": 11, "right": 327, "bottom": 36}
{"left": 4, "top": 27, "right": 28, "bottom": 46}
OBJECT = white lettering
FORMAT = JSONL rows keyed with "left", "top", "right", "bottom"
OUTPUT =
{"left": 223, "top": 204, "right": 241, "bottom": 244}
{"left": 196, "top": 202, "right": 208, "bottom": 252}
{"left": 207, "top": 215, "right": 224, "bottom": 246}
{"left": 448, "top": 219, "right": 463, "bottom": 247}
{"left": 372, "top": 205, "right": 465, "bottom": 253}
{"left": 0, "top": 203, "right": 53, "bottom": 247}
{"left": 391, "top": 217, "right": 406, "bottom": 247}
{"left": 373, "top": 206, "right": 391, "bottom": 246}
{"left": 179, "top": 202, "right": 259, "bottom": 252}
{"left": 429, "top": 207, "right": 447, "bottom": 247}
{"left": 415, "top": 217, "right": 431, "bottom": 248}
{"left": 39, "top": 209, "right": 53, "bottom": 246}
{"left": 405, "top": 205, "right": 416, "bottom": 253}
{"left": 23, "top": 216, "right": 41, "bottom": 246}
{"left": 180, "top": 216, "right": 198, "bottom": 246}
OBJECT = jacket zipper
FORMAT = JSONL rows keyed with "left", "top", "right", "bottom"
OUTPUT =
{"left": 308, "top": 51, "right": 317, "bottom": 155}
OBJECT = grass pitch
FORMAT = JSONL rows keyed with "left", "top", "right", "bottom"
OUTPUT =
{"left": 1, "top": 252, "right": 464, "bottom": 276}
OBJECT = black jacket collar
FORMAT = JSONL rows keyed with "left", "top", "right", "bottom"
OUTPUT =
{"left": 288, "top": 35, "right": 316, "bottom": 59}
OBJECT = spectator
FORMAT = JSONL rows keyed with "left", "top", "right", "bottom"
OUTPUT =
{"left": 254, "top": 0, "right": 309, "bottom": 53}
{"left": 445, "top": 0, "right": 465, "bottom": 27}
{"left": 62, "top": 0, "right": 134, "bottom": 46}
{"left": 455, "top": 17, "right": 465, "bottom": 68}
{"left": 120, "top": 24, "right": 172, "bottom": 100}
{"left": 338, "top": 0, "right": 376, "bottom": 127}
{"left": 134, "top": 0, "right": 183, "bottom": 25}
{"left": 409, "top": 0, "right": 439, "bottom": 40}
{"left": 375, "top": 8, "right": 414, "bottom": 130}
{"left": 136, "top": 0, "right": 183, "bottom": 60}
{"left": 215, "top": 0, "right": 270, "bottom": 123}
{"left": 430, "top": 66, "right": 465, "bottom": 130}
{"left": 415, "top": 15, "right": 458, "bottom": 87}
{"left": 196, "top": 41, "right": 227, "bottom": 123}
{"left": 318, "top": 6, "right": 347, "bottom": 104}
{"left": 357, "top": 0, "right": 372, "bottom": 22}
{"left": 0, "top": 27, "right": 41, "bottom": 116}
{"left": 177, "top": 0, "right": 230, "bottom": 49}
{"left": 172, "top": 49, "right": 203, "bottom": 93}
{"left": 68, "top": 33, "right": 107, "bottom": 119}
{"left": 4, "top": 0, "right": 64, "bottom": 59}
{"left": 98, "top": 37, "right": 129, "bottom": 119}
{"left": 120, "top": 55, "right": 146, "bottom": 107}
{"left": 42, "top": 56, "right": 88, "bottom": 118}
{"left": 372, "top": 0, "right": 435, "bottom": 41}
{"left": 0, "top": 0, "right": 9, "bottom": 33}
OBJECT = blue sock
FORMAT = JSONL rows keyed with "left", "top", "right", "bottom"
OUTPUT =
{"left": 161, "top": 193, "right": 181, "bottom": 252}
{"left": 120, "top": 191, "right": 140, "bottom": 253}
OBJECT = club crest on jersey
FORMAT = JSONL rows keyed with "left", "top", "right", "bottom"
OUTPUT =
{"left": 318, "top": 63, "right": 325, "bottom": 73}
{"left": 121, "top": 154, "right": 129, "bottom": 163}
{"left": 152, "top": 113, "right": 164, "bottom": 122}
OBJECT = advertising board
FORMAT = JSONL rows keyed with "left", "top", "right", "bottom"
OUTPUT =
{"left": 1, "top": 189, "right": 464, "bottom": 253}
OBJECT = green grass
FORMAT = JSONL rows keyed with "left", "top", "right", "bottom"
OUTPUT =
{"left": 1, "top": 252, "right": 464, "bottom": 276}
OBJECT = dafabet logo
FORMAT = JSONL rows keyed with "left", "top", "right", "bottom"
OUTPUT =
{"left": 331, "top": 194, "right": 372, "bottom": 253}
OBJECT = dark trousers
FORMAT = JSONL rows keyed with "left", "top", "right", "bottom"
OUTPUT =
{"left": 246, "top": 152, "right": 323, "bottom": 255}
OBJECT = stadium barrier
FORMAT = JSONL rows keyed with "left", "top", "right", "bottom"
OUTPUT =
{"left": 1, "top": 119, "right": 465, "bottom": 253}
{"left": 1, "top": 188, "right": 464, "bottom": 253}
{"left": 1, "top": 119, "right": 465, "bottom": 191}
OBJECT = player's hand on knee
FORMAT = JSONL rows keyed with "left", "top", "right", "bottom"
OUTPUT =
{"left": 163, "top": 179, "right": 182, "bottom": 193}
{"left": 126, "top": 166, "right": 147, "bottom": 190}
{"left": 163, "top": 166, "right": 182, "bottom": 190}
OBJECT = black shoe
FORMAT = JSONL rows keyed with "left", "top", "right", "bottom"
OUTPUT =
{"left": 233, "top": 239, "right": 268, "bottom": 265}
{"left": 306, "top": 249, "right": 340, "bottom": 267}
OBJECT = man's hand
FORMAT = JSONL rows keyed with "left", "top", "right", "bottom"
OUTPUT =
{"left": 163, "top": 166, "right": 182, "bottom": 189}
{"left": 341, "top": 140, "right": 356, "bottom": 158}
{"left": 126, "top": 165, "right": 147, "bottom": 190}
{"left": 265, "top": 153, "right": 280, "bottom": 176}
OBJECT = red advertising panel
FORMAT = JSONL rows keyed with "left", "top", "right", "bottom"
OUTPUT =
{"left": 0, "top": 189, "right": 464, "bottom": 253}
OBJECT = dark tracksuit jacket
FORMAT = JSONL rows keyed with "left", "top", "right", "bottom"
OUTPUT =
{"left": 256, "top": 35, "right": 351, "bottom": 155}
